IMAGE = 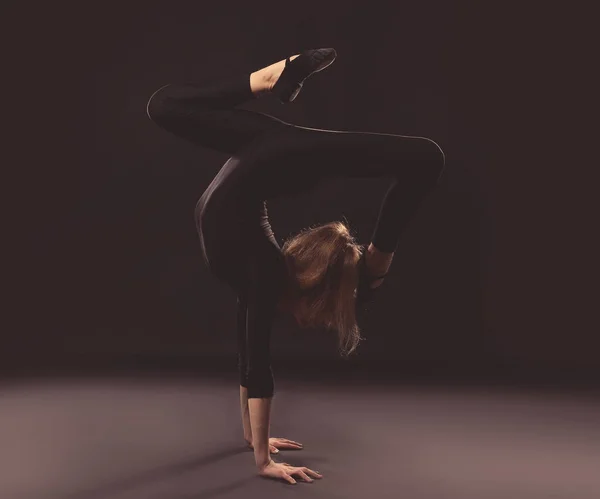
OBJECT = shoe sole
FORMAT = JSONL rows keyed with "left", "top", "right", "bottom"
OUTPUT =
{"left": 281, "top": 52, "right": 337, "bottom": 104}
{"left": 287, "top": 52, "right": 337, "bottom": 102}
{"left": 311, "top": 51, "right": 337, "bottom": 74}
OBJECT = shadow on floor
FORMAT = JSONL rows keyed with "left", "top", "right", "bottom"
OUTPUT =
{"left": 65, "top": 447, "right": 250, "bottom": 499}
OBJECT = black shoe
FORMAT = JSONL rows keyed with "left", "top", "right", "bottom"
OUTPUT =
{"left": 271, "top": 48, "right": 337, "bottom": 103}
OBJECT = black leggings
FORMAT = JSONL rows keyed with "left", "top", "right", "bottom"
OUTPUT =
{"left": 147, "top": 74, "right": 444, "bottom": 398}
{"left": 147, "top": 72, "right": 445, "bottom": 397}
{"left": 147, "top": 73, "right": 445, "bottom": 276}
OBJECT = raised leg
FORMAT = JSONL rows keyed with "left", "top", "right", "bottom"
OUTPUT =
{"left": 146, "top": 54, "right": 303, "bottom": 154}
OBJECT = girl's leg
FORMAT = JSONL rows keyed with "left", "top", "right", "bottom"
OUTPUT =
{"left": 249, "top": 55, "right": 300, "bottom": 96}
{"left": 283, "top": 126, "right": 446, "bottom": 253}
{"left": 274, "top": 125, "right": 445, "bottom": 181}
{"left": 245, "top": 125, "right": 445, "bottom": 302}
{"left": 218, "top": 123, "right": 445, "bottom": 256}
{"left": 145, "top": 55, "right": 299, "bottom": 155}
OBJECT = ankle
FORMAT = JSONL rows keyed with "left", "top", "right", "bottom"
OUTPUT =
{"left": 264, "top": 55, "right": 301, "bottom": 93}
{"left": 250, "top": 54, "right": 301, "bottom": 96}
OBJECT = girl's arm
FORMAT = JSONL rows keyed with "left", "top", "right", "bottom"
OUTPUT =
{"left": 241, "top": 253, "right": 281, "bottom": 470}
{"left": 249, "top": 397, "right": 274, "bottom": 470}
{"left": 243, "top": 299, "right": 276, "bottom": 470}
{"left": 240, "top": 385, "right": 253, "bottom": 445}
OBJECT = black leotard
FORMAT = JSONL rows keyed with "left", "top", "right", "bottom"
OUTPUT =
{"left": 146, "top": 73, "right": 445, "bottom": 398}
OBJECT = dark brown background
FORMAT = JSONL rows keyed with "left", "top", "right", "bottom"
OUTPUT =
{"left": 6, "top": 1, "right": 599, "bottom": 384}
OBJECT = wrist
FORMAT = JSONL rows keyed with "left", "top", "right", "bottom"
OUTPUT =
{"left": 257, "top": 457, "right": 273, "bottom": 471}
{"left": 253, "top": 444, "right": 271, "bottom": 469}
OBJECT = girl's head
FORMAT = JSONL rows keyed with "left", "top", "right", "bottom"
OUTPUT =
{"left": 281, "top": 220, "right": 364, "bottom": 357}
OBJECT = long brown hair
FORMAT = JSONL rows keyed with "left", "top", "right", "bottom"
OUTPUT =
{"left": 281, "top": 220, "right": 364, "bottom": 357}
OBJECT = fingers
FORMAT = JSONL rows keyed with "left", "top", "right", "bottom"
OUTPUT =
{"left": 297, "top": 470, "right": 313, "bottom": 483}
{"left": 279, "top": 439, "right": 303, "bottom": 449}
{"left": 269, "top": 445, "right": 279, "bottom": 454}
{"left": 272, "top": 438, "right": 303, "bottom": 449}
{"left": 283, "top": 439, "right": 303, "bottom": 448}
{"left": 279, "top": 465, "right": 323, "bottom": 484}
{"left": 303, "top": 467, "right": 323, "bottom": 479}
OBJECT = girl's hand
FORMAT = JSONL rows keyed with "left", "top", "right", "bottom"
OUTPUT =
{"left": 259, "top": 459, "right": 323, "bottom": 484}
{"left": 247, "top": 437, "right": 304, "bottom": 454}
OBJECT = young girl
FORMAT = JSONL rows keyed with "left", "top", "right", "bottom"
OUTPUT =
{"left": 146, "top": 48, "right": 445, "bottom": 485}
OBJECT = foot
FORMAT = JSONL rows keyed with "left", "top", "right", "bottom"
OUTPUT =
{"left": 265, "top": 55, "right": 300, "bottom": 92}
{"left": 271, "top": 48, "right": 337, "bottom": 103}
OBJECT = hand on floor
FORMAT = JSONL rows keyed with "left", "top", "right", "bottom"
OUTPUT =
{"left": 259, "top": 459, "right": 322, "bottom": 484}
{"left": 247, "top": 437, "right": 303, "bottom": 454}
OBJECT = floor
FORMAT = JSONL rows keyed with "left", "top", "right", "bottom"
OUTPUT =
{"left": 1, "top": 373, "right": 599, "bottom": 499}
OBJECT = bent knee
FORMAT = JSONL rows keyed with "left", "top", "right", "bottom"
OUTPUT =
{"left": 421, "top": 137, "right": 446, "bottom": 184}
{"left": 145, "top": 84, "right": 172, "bottom": 122}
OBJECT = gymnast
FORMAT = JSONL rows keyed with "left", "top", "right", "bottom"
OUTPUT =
{"left": 146, "top": 48, "right": 445, "bottom": 484}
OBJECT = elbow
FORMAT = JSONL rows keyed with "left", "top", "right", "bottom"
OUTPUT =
{"left": 146, "top": 84, "right": 172, "bottom": 123}
{"left": 247, "top": 387, "right": 275, "bottom": 399}
{"left": 246, "top": 369, "right": 274, "bottom": 399}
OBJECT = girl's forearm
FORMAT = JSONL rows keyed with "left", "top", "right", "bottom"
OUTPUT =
{"left": 249, "top": 397, "right": 273, "bottom": 469}
{"left": 240, "top": 385, "right": 253, "bottom": 443}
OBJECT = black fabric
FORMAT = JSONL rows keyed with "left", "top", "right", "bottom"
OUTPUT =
{"left": 355, "top": 250, "right": 389, "bottom": 305}
{"left": 147, "top": 73, "right": 445, "bottom": 398}
{"left": 271, "top": 48, "right": 337, "bottom": 103}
